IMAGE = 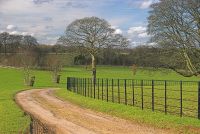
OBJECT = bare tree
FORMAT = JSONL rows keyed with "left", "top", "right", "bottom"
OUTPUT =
{"left": 58, "top": 17, "right": 129, "bottom": 82}
{"left": 148, "top": 0, "right": 200, "bottom": 76}
{"left": 19, "top": 35, "right": 38, "bottom": 86}
{"left": 45, "top": 53, "right": 64, "bottom": 83}
{"left": 19, "top": 50, "right": 37, "bottom": 86}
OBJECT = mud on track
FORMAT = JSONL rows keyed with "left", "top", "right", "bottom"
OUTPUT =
{"left": 16, "top": 89, "right": 171, "bottom": 134}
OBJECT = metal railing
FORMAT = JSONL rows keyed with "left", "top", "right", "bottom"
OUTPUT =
{"left": 67, "top": 77, "right": 200, "bottom": 119}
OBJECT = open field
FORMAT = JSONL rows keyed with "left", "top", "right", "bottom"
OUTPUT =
{"left": 0, "top": 66, "right": 200, "bottom": 133}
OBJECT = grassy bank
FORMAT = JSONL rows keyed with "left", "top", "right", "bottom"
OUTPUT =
{"left": 55, "top": 89, "right": 200, "bottom": 133}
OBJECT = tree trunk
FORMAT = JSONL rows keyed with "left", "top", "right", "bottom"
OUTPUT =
{"left": 91, "top": 54, "right": 96, "bottom": 85}
{"left": 183, "top": 50, "right": 196, "bottom": 73}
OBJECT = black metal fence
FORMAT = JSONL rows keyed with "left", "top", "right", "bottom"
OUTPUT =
{"left": 67, "top": 77, "right": 200, "bottom": 119}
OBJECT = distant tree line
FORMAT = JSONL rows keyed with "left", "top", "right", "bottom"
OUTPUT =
{"left": 0, "top": 32, "right": 38, "bottom": 54}
{"left": 0, "top": 31, "right": 198, "bottom": 75}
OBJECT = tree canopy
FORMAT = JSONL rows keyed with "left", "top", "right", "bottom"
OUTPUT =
{"left": 58, "top": 17, "right": 129, "bottom": 81}
{"left": 148, "top": 0, "right": 200, "bottom": 76}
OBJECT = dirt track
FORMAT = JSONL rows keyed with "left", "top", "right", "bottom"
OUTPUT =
{"left": 16, "top": 89, "right": 171, "bottom": 134}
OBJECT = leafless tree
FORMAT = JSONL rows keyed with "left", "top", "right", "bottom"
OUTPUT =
{"left": 19, "top": 49, "right": 37, "bottom": 86}
{"left": 45, "top": 53, "right": 64, "bottom": 83}
{"left": 58, "top": 17, "right": 129, "bottom": 82}
{"left": 148, "top": 0, "right": 200, "bottom": 76}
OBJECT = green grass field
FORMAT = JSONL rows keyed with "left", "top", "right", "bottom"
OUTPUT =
{"left": 0, "top": 66, "right": 200, "bottom": 133}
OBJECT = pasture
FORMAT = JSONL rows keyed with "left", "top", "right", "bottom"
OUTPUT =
{"left": 0, "top": 66, "right": 200, "bottom": 133}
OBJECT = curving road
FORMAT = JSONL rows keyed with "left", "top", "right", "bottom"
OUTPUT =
{"left": 16, "top": 89, "right": 170, "bottom": 134}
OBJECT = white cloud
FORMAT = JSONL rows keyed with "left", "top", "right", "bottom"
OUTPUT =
{"left": 111, "top": 25, "right": 117, "bottom": 29}
{"left": 111, "top": 25, "right": 123, "bottom": 34}
{"left": 139, "top": 0, "right": 153, "bottom": 9}
{"left": 10, "top": 31, "right": 20, "bottom": 35}
{"left": 148, "top": 42, "right": 157, "bottom": 46}
{"left": 115, "top": 29, "right": 123, "bottom": 34}
{"left": 21, "top": 32, "right": 35, "bottom": 36}
{"left": 22, "top": 32, "right": 28, "bottom": 36}
{"left": 30, "top": 33, "right": 35, "bottom": 36}
{"left": 128, "top": 26, "right": 146, "bottom": 34}
{"left": 138, "top": 32, "right": 149, "bottom": 38}
{"left": 127, "top": 0, "right": 154, "bottom": 9}
{"left": 127, "top": 26, "right": 150, "bottom": 46}
{"left": 8, "top": 31, "right": 35, "bottom": 36}
{"left": 131, "top": 41, "right": 146, "bottom": 46}
{"left": 7, "top": 25, "right": 17, "bottom": 30}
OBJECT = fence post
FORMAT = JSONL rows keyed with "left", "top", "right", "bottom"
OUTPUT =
{"left": 141, "top": 80, "right": 144, "bottom": 109}
{"left": 98, "top": 78, "right": 100, "bottom": 99}
{"left": 80, "top": 78, "right": 82, "bottom": 95}
{"left": 88, "top": 78, "right": 90, "bottom": 97}
{"left": 132, "top": 80, "right": 134, "bottom": 106}
{"left": 82, "top": 78, "right": 83, "bottom": 95}
{"left": 198, "top": 81, "right": 200, "bottom": 119}
{"left": 124, "top": 79, "right": 127, "bottom": 105}
{"left": 112, "top": 79, "right": 114, "bottom": 102}
{"left": 152, "top": 80, "right": 154, "bottom": 111}
{"left": 165, "top": 80, "right": 167, "bottom": 114}
{"left": 84, "top": 78, "right": 86, "bottom": 97}
{"left": 71, "top": 77, "right": 73, "bottom": 91}
{"left": 118, "top": 79, "right": 120, "bottom": 103}
{"left": 76, "top": 78, "right": 79, "bottom": 94}
{"left": 73, "top": 78, "right": 75, "bottom": 92}
{"left": 90, "top": 78, "right": 92, "bottom": 98}
{"left": 102, "top": 79, "right": 104, "bottom": 100}
{"left": 94, "top": 78, "right": 96, "bottom": 99}
{"left": 180, "top": 81, "right": 183, "bottom": 117}
{"left": 106, "top": 79, "right": 109, "bottom": 102}
{"left": 72, "top": 78, "right": 74, "bottom": 92}
{"left": 67, "top": 77, "right": 69, "bottom": 90}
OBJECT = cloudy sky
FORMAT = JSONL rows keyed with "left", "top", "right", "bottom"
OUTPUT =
{"left": 0, "top": 0, "right": 157, "bottom": 46}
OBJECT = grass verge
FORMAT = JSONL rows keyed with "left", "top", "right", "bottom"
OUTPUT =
{"left": 55, "top": 88, "right": 200, "bottom": 134}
